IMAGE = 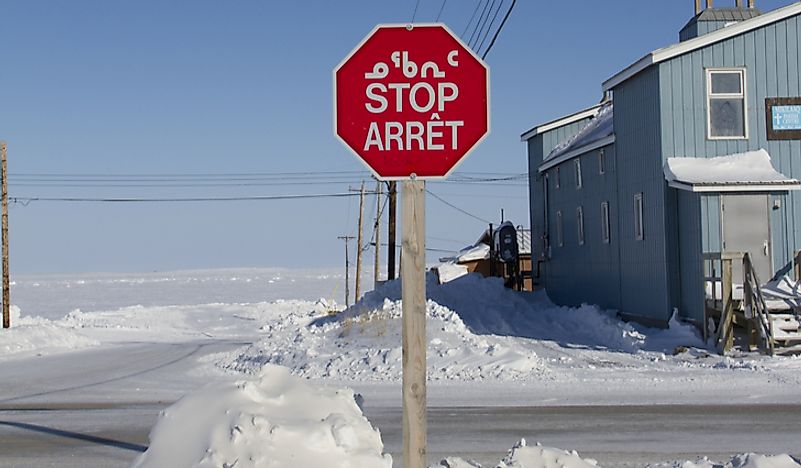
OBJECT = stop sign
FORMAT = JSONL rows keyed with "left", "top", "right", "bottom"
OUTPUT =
{"left": 334, "top": 24, "right": 490, "bottom": 180}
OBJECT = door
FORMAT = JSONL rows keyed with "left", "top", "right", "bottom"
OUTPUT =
{"left": 721, "top": 194, "right": 772, "bottom": 284}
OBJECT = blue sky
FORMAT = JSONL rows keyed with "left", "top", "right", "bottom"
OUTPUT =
{"left": 0, "top": 0, "right": 793, "bottom": 274}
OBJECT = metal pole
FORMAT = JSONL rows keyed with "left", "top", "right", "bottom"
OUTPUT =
{"left": 1, "top": 142, "right": 9, "bottom": 329}
{"left": 374, "top": 180, "right": 382, "bottom": 288}
{"left": 401, "top": 179, "right": 426, "bottom": 468}
{"left": 355, "top": 182, "right": 366, "bottom": 301}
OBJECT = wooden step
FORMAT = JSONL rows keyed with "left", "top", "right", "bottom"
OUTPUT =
{"left": 772, "top": 328, "right": 801, "bottom": 343}
{"left": 771, "top": 314, "right": 800, "bottom": 332}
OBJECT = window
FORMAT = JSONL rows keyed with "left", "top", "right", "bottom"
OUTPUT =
{"left": 556, "top": 210, "right": 563, "bottom": 247}
{"left": 575, "top": 159, "right": 582, "bottom": 189}
{"left": 599, "top": 149, "right": 606, "bottom": 175}
{"left": 555, "top": 167, "right": 561, "bottom": 189}
{"left": 601, "top": 201, "right": 610, "bottom": 244}
{"left": 707, "top": 69, "right": 747, "bottom": 139}
{"left": 634, "top": 193, "right": 644, "bottom": 241}
{"left": 577, "top": 206, "right": 585, "bottom": 245}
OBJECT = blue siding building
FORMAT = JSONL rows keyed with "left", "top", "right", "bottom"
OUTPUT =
{"left": 523, "top": 1, "right": 801, "bottom": 328}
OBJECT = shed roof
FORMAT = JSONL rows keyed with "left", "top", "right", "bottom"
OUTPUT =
{"left": 692, "top": 7, "right": 763, "bottom": 22}
{"left": 603, "top": 2, "right": 801, "bottom": 92}
{"left": 520, "top": 104, "right": 602, "bottom": 141}
{"left": 663, "top": 149, "right": 801, "bottom": 192}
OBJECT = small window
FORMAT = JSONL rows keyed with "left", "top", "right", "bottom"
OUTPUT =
{"left": 707, "top": 69, "right": 747, "bottom": 139}
{"left": 575, "top": 159, "right": 582, "bottom": 189}
{"left": 599, "top": 149, "right": 606, "bottom": 175}
{"left": 601, "top": 201, "right": 610, "bottom": 244}
{"left": 556, "top": 210, "right": 563, "bottom": 247}
{"left": 577, "top": 206, "right": 585, "bottom": 245}
{"left": 634, "top": 193, "right": 644, "bottom": 241}
{"left": 555, "top": 167, "right": 561, "bottom": 189}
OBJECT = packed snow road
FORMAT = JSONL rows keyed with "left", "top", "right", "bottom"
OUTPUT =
{"left": 1, "top": 400, "right": 800, "bottom": 467}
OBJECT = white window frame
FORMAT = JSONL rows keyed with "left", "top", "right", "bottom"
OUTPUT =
{"left": 575, "top": 159, "right": 582, "bottom": 189}
{"left": 601, "top": 201, "right": 610, "bottom": 244}
{"left": 599, "top": 149, "right": 606, "bottom": 175}
{"left": 706, "top": 68, "right": 748, "bottom": 140}
{"left": 556, "top": 210, "right": 563, "bottom": 247}
{"left": 634, "top": 193, "right": 644, "bottom": 241}
{"left": 577, "top": 206, "right": 585, "bottom": 245}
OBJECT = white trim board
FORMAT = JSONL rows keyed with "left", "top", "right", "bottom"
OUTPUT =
{"left": 538, "top": 135, "right": 616, "bottom": 173}
{"left": 603, "top": 2, "right": 801, "bottom": 92}
{"left": 667, "top": 180, "right": 801, "bottom": 192}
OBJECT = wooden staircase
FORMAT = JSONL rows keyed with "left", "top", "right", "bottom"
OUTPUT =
{"left": 704, "top": 252, "right": 801, "bottom": 356}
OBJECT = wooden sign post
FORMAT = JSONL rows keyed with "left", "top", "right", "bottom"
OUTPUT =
{"left": 1, "top": 141, "right": 9, "bottom": 329}
{"left": 401, "top": 178, "right": 426, "bottom": 468}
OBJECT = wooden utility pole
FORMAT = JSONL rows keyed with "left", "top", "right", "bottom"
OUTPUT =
{"left": 355, "top": 182, "right": 366, "bottom": 301}
{"left": 337, "top": 235, "right": 355, "bottom": 307}
{"left": 401, "top": 179, "right": 426, "bottom": 468}
{"left": 1, "top": 142, "right": 9, "bottom": 329}
{"left": 374, "top": 179, "right": 382, "bottom": 288}
{"left": 387, "top": 181, "right": 397, "bottom": 280}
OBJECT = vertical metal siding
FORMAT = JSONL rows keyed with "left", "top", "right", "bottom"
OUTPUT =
{"left": 613, "top": 66, "right": 671, "bottom": 323}
{"left": 659, "top": 12, "right": 801, "bottom": 283}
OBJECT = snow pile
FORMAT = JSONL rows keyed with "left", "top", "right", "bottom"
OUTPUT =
{"left": 437, "top": 441, "right": 801, "bottom": 468}
{"left": 496, "top": 439, "right": 597, "bottom": 468}
{"left": 219, "top": 273, "right": 706, "bottom": 382}
{"left": 132, "top": 364, "right": 392, "bottom": 468}
{"left": 655, "top": 453, "right": 801, "bottom": 468}
{"left": 440, "top": 439, "right": 598, "bottom": 468}
{"left": 0, "top": 306, "right": 99, "bottom": 358}
{"left": 664, "top": 149, "right": 797, "bottom": 186}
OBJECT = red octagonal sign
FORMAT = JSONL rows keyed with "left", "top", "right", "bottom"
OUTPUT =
{"left": 334, "top": 24, "right": 490, "bottom": 180}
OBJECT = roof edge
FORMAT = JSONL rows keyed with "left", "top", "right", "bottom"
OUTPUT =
{"left": 538, "top": 135, "right": 616, "bottom": 173}
{"left": 603, "top": 2, "right": 801, "bottom": 92}
{"left": 520, "top": 104, "right": 602, "bottom": 141}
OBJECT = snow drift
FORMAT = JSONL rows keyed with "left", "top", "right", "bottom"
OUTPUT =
{"left": 132, "top": 364, "right": 391, "bottom": 468}
{"left": 218, "top": 273, "right": 706, "bottom": 381}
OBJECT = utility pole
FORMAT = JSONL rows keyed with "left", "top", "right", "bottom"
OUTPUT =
{"left": 387, "top": 181, "right": 397, "bottom": 280}
{"left": 355, "top": 182, "right": 366, "bottom": 301}
{"left": 337, "top": 236, "right": 355, "bottom": 307}
{"left": 374, "top": 179, "right": 382, "bottom": 288}
{"left": 1, "top": 142, "right": 9, "bottom": 329}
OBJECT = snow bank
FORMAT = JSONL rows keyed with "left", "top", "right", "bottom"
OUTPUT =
{"left": 673, "top": 453, "right": 801, "bottom": 468}
{"left": 132, "top": 364, "right": 391, "bottom": 468}
{"left": 219, "top": 273, "right": 706, "bottom": 382}
{"left": 437, "top": 440, "right": 801, "bottom": 468}
{"left": 0, "top": 306, "right": 99, "bottom": 359}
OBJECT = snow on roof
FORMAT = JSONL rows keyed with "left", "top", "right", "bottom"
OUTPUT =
{"left": 520, "top": 104, "right": 602, "bottom": 141}
{"left": 537, "top": 103, "right": 614, "bottom": 173}
{"left": 603, "top": 2, "right": 801, "bottom": 91}
{"left": 664, "top": 149, "right": 801, "bottom": 192}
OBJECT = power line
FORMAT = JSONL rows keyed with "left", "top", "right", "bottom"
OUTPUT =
{"left": 481, "top": 0, "right": 516, "bottom": 60}
{"left": 462, "top": 0, "right": 484, "bottom": 36}
{"left": 425, "top": 188, "right": 491, "bottom": 224}
{"left": 411, "top": 0, "right": 422, "bottom": 22}
{"left": 476, "top": 0, "right": 505, "bottom": 56}
{"left": 470, "top": 0, "right": 496, "bottom": 49}
{"left": 10, "top": 192, "right": 367, "bottom": 204}
{"left": 435, "top": 0, "right": 447, "bottom": 21}
{"left": 467, "top": 0, "right": 491, "bottom": 48}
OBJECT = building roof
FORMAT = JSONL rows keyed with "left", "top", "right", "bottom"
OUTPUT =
{"left": 538, "top": 103, "right": 614, "bottom": 173}
{"left": 663, "top": 149, "right": 801, "bottom": 192}
{"left": 692, "top": 7, "right": 763, "bottom": 22}
{"left": 603, "top": 2, "right": 801, "bottom": 92}
{"left": 520, "top": 104, "right": 602, "bottom": 141}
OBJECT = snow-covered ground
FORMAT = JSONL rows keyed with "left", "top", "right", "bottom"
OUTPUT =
{"left": 2, "top": 267, "right": 801, "bottom": 467}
